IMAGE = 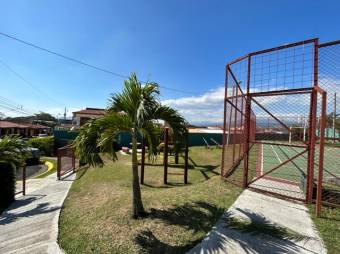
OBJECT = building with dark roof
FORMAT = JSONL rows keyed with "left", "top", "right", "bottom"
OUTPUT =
{"left": 72, "top": 108, "right": 105, "bottom": 126}
{"left": 0, "top": 121, "right": 51, "bottom": 137}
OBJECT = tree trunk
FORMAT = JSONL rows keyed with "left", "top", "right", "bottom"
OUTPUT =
{"left": 131, "top": 132, "right": 146, "bottom": 218}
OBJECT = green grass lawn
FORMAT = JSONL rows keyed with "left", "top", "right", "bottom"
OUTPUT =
{"left": 309, "top": 205, "right": 340, "bottom": 254}
{"left": 58, "top": 147, "right": 242, "bottom": 253}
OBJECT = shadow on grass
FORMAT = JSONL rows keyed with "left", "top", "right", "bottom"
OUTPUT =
{"left": 135, "top": 230, "right": 201, "bottom": 254}
{"left": 135, "top": 204, "right": 318, "bottom": 254}
{"left": 142, "top": 182, "right": 193, "bottom": 189}
{"left": 142, "top": 183, "right": 173, "bottom": 189}
{"left": 135, "top": 201, "right": 224, "bottom": 253}
{"left": 75, "top": 165, "right": 90, "bottom": 180}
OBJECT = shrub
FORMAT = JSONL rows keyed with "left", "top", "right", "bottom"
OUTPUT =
{"left": 28, "top": 136, "right": 54, "bottom": 156}
{"left": 0, "top": 162, "right": 16, "bottom": 211}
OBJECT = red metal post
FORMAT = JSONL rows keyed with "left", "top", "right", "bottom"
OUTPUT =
{"left": 243, "top": 55, "right": 252, "bottom": 188}
{"left": 22, "top": 165, "right": 26, "bottom": 195}
{"left": 163, "top": 128, "right": 169, "bottom": 184}
{"left": 316, "top": 90, "right": 327, "bottom": 217}
{"left": 221, "top": 65, "right": 229, "bottom": 177}
{"left": 72, "top": 148, "right": 76, "bottom": 173}
{"left": 306, "top": 90, "right": 317, "bottom": 202}
{"left": 239, "top": 91, "right": 244, "bottom": 158}
{"left": 57, "top": 149, "right": 61, "bottom": 180}
{"left": 184, "top": 143, "right": 188, "bottom": 184}
{"left": 306, "top": 39, "right": 319, "bottom": 203}
{"left": 232, "top": 86, "right": 238, "bottom": 164}
{"left": 140, "top": 138, "right": 145, "bottom": 184}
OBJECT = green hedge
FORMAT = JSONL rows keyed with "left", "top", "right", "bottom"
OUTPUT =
{"left": 28, "top": 136, "right": 54, "bottom": 156}
{"left": 0, "top": 162, "right": 16, "bottom": 211}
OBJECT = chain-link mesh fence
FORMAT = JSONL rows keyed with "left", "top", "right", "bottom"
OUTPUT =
{"left": 315, "top": 42, "right": 340, "bottom": 210}
{"left": 222, "top": 38, "right": 339, "bottom": 216}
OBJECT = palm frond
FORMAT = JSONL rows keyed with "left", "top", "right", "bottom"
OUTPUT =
{"left": 74, "top": 113, "right": 132, "bottom": 166}
{"left": 0, "top": 135, "right": 29, "bottom": 167}
{"left": 139, "top": 121, "right": 161, "bottom": 160}
{"left": 152, "top": 104, "right": 188, "bottom": 145}
{"left": 107, "top": 73, "right": 160, "bottom": 128}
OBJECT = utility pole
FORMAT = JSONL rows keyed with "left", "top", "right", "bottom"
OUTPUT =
{"left": 64, "top": 107, "right": 67, "bottom": 120}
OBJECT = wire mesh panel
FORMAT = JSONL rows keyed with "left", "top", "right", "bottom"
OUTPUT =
{"left": 315, "top": 41, "right": 340, "bottom": 210}
{"left": 222, "top": 58, "right": 248, "bottom": 186}
{"left": 222, "top": 38, "right": 340, "bottom": 214}
{"left": 57, "top": 145, "right": 75, "bottom": 180}
{"left": 249, "top": 40, "right": 315, "bottom": 92}
{"left": 247, "top": 91, "right": 312, "bottom": 201}
{"left": 222, "top": 39, "right": 317, "bottom": 201}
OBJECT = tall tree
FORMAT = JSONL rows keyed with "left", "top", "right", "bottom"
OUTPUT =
{"left": 74, "top": 73, "right": 187, "bottom": 218}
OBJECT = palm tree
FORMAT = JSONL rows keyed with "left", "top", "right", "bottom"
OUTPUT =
{"left": 0, "top": 135, "right": 29, "bottom": 209}
{"left": 75, "top": 73, "right": 188, "bottom": 218}
{"left": 0, "top": 135, "right": 29, "bottom": 166}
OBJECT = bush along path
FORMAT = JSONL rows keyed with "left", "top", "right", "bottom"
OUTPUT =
{"left": 0, "top": 172, "right": 75, "bottom": 254}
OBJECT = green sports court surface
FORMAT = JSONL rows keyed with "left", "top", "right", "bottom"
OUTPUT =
{"left": 257, "top": 143, "right": 340, "bottom": 187}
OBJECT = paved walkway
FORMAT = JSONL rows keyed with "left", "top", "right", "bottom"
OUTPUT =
{"left": 189, "top": 189, "right": 326, "bottom": 254}
{"left": 0, "top": 172, "right": 75, "bottom": 254}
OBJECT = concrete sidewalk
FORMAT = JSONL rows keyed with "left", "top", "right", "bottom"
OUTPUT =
{"left": 189, "top": 189, "right": 326, "bottom": 254}
{"left": 0, "top": 172, "right": 75, "bottom": 254}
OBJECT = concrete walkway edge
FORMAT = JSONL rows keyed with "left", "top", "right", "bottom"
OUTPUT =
{"left": 0, "top": 172, "right": 75, "bottom": 254}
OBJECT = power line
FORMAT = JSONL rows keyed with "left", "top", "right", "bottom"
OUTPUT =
{"left": 0, "top": 103, "right": 32, "bottom": 116}
{"left": 0, "top": 96, "right": 35, "bottom": 115}
{"left": 0, "top": 31, "right": 200, "bottom": 95}
{"left": 0, "top": 59, "right": 65, "bottom": 106}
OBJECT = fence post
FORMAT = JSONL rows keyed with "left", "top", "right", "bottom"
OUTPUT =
{"left": 72, "top": 148, "right": 76, "bottom": 173}
{"left": 184, "top": 143, "right": 188, "bottom": 184}
{"left": 57, "top": 149, "right": 61, "bottom": 180}
{"left": 306, "top": 89, "right": 317, "bottom": 203}
{"left": 316, "top": 90, "right": 327, "bottom": 217}
{"left": 163, "top": 128, "right": 169, "bottom": 184}
{"left": 232, "top": 86, "right": 239, "bottom": 164}
{"left": 243, "top": 55, "right": 252, "bottom": 188}
{"left": 22, "top": 165, "right": 26, "bottom": 195}
{"left": 221, "top": 65, "right": 229, "bottom": 177}
{"left": 140, "top": 138, "right": 145, "bottom": 184}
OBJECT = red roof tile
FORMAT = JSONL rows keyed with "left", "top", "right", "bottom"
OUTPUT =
{"left": 0, "top": 121, "right": 50, "bottom": 129}
{"left": 72, "top": 108, "right": 105, "bottom": 115}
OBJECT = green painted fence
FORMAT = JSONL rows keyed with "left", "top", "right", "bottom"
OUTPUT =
{"left": 53, "top": 130, "right": 223, "bottom": 148}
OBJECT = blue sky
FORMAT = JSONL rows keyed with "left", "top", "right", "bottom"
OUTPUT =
{"left": 0, "top": 0, "right": 339, "bottom": 123}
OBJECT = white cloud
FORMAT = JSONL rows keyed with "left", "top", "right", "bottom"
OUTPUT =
{"left": 162, "top": 87, "right": 225, "bottom": 125}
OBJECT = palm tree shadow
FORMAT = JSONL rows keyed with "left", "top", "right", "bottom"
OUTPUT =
{"left": 135, "top": 201, "right": 225, "bottom": 253}
{"left": 75, "top": 165, "right": 90, "bottom": 180}
{"left": 135, "top": 230, "right": 201, "bottom": 254}
{"left": 136, "top": 204, "right": 319, "bottom": 254}
{"left": 0, "top": 195, "right": 60, "bottom": 225}
{"left": 204, "top": 208, "right": 317, "bottom": 254}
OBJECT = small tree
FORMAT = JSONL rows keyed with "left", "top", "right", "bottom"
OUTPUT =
{"left": 0, "top": 135, "right": 29, "bottom": 209}
{"left": 75, "top": 73, "right": 187, "bottom": 218}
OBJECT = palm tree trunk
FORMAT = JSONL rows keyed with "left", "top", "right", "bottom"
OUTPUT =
{"left": 131, "top": 132, "right": 146, "bottom": 218}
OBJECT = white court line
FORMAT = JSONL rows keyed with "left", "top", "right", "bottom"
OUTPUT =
{"left": 271, "top": 145, "right": 282, "bottom": 163}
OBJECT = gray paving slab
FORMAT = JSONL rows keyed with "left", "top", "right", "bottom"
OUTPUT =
{"left": 0, "top": 172, "right": 75, "bottom": 254}
{"left": 189, "top": 189, "right": 326, "bottom": 254}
